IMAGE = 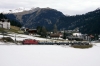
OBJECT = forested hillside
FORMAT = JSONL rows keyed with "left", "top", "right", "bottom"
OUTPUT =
{"left": 5, "top": 8, "right": 100, "bottom": 34}
{"left": 0, "top": 13, "right": 22, "bottom": 27}
{"left": 57, "top": 8, "right": 100, "bottom": 34}
{"left": 5, "top": 8, "right": 65, "bottom": 29}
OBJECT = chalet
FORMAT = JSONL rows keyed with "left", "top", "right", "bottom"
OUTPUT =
{"left": 0, "top": 19, "right": 10, "bottom": 29}
{"left": 27, "top": 29, "right": 37, "bottom": 35}
{"left": 50, "top": 33, "right": 63, "bottom": 39}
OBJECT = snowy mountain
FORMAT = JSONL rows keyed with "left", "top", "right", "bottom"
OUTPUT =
{"left": 10, "top": 7, "right": 25, "bottom": 13}
{"left": 4, "top": 7, "right": 100, "bottom": 34}
{"left": 5, "top": 7, "right": 65, "bottom": 29}
{"left": 2, "top": 7, "right": 40, "bottom": 14}
{"left": 2, "top": 7, "right": 25, "bottom": 14}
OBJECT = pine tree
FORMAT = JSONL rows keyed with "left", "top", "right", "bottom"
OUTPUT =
{"left": 53, "top": 24, "right": 58, "bottom": 33}
{"left": 41, "top": 26, "right": 47, "bottom": 37}
{"left": 63, "top": 30, "right": 66, "bottom": 39}
{"left": 36, "top": 26, "right": 42, "bottom": 35}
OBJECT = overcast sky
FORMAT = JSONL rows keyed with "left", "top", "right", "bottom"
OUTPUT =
{"left": 0, "top": 0, "right": 100, "bottom": 15}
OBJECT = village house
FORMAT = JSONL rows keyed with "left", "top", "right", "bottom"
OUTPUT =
{"left": 0, "top": 19, "right": 10, "bottom": 29}
{"left": 71, "top": 32, "right": 83, "bottom": 40}
{"left": 20, "top": 27, "right": 39, "bottom": 36}
{"left": 50, "top": 33, "right": 63, "bottom": 39}
{"left": 27, "top": 29, "right": 37, "bottom": 35}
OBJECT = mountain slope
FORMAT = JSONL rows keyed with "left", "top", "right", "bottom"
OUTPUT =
{"left": 57, "top": 8, "right": 100, "bottom": 34}
{"left": 5, "top": 8, "right": 65, "bottom": 30}
{"left": 5, "top": 8, "right": 100, "bottom": 34}
{"left": 23, "top": 8, "right": 65, "bottom": 29}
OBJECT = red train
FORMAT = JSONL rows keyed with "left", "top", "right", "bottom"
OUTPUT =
{"left": 22, "top": 39, "right": 38, "bottom": 45}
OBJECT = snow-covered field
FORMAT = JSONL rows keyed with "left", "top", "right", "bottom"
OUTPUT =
{"left": 0, "top": 43, "right": 100, "bottom": 66}
{"left": 0, "top": 34, "right": 100, "bottom": 66}
{"left": 0, "top": 34, "right": 52, "bottom": 43}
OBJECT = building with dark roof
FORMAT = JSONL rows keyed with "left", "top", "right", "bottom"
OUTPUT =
{"left": 0, "top": 19, "right": 10, "bottom": 29}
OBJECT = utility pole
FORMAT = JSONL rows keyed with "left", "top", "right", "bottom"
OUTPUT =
{"left": 15, "top": 33, "right": 17, "bottom": 44}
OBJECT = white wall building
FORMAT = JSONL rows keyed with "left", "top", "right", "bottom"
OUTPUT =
{"left": 0, "top": 19, "right": 10, "bottom": 29}
{"left": 73, "top": 33, "right": 82, "bottom": 38}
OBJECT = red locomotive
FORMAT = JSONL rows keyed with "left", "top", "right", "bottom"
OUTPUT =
{"left": 22, "top": 39, "right": 38, "bottom": 45}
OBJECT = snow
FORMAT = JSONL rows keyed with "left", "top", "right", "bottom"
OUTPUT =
{"left": 0, "top": 43, "right": 100, "bottom": 66}
{"left": 2, "top": 7, "right": 39, "bottom": 14}
{"left": 0, "top": 34, "right": 100, "bottom": 66}
{"left": 0, "top": 42, "right": 16, "bottom": 45}
{"left": 9, "top": 34, "right": 50, "bottom": 41}
{"left": 0, "top": 34, "right": 51, "bottom": 41}
{"left": 2, "top": 7, "right": 26, "bottom": 14}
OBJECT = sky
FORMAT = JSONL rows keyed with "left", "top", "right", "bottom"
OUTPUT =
{"left": 0, "top": 0, "right": 100, "bottom": 15}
